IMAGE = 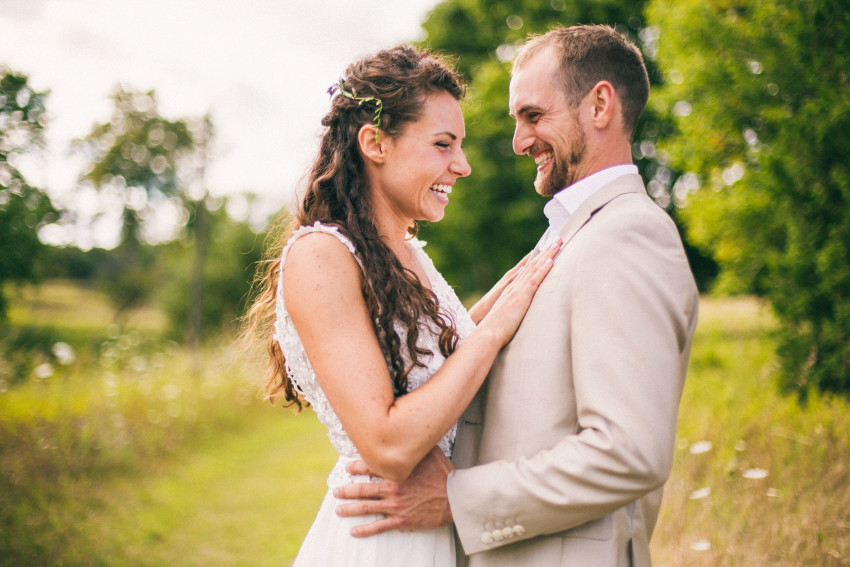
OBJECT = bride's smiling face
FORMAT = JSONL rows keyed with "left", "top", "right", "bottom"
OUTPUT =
{"left": 368, "top": 91, "right": 471, "bottom": 225}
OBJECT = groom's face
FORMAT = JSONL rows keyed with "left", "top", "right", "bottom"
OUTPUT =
{"left": 509, "top": 48, "right": 588, "bottom": 197}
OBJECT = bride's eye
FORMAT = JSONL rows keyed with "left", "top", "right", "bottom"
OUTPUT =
{"left": 435, "top": 141, "right": 450, "bottom": 148}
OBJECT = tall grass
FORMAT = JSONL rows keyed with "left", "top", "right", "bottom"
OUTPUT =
{"left": 0, "top": 281, "right": 275, "bottom": 563}
{"left": 1, "top": 284, "right": 848, "bottom": 565}
{"left": 0, "top": 336, "right": 271, "bottom": 564}
{"left": 651, "top": 297, "right": 850, "bottom": 566}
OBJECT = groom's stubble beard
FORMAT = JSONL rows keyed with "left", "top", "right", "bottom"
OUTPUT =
{"left": 534, "top": 118, "right": 588, "bottom": 198}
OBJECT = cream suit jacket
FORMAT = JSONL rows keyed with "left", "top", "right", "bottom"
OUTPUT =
{"left": 447, "top": 174, "right": 699, "bottom": 566}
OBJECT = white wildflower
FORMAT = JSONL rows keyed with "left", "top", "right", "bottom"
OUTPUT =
{"left": 743, "top": 468, "right": 769, "bottom": 480}
{"left": 34, "top": 363, "right": 54, "bottom": 379}
{"left": 51, "top": 342, "right": 75, "bottom": 365}
{"left": 690, "top": 487, "right": 711, "bottom": 500}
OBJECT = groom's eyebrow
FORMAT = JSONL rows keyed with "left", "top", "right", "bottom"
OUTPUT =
{"left": 510, "top": 104, "right": 540, "bottom": 119}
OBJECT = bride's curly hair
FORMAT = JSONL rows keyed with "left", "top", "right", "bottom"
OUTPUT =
{"left": 244, "top": 45, "right": 466, "bottom": 409}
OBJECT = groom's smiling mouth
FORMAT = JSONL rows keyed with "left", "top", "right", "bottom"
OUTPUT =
{"left": 533, "top": 150, "right": 553, "bottom": 170}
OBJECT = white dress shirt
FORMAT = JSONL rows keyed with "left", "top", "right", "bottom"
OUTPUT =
{"left": 535, "top": 164, "right": 639, "bottom": 252}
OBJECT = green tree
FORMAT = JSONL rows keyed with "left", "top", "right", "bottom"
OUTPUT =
{"left": 183, "top": 115, "right": 214, "bottom": 350}
{"left": 74, "top": 86, "right": 193, "bottom": 315}
{"left": 0, "top": 69, "right": 56, "bottom": 318}
{"left": 160, "top": 199, "right": 265, "bottom": 342}
{"left": 647, "top": 0, "right": 850, "bottom": 396}
{"left": 417, "top": 0, "right": 715, "bottom": 296}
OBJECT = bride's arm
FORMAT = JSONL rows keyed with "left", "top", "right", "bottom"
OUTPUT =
{"left": 285, "top": 233, "right": 558, "bottom": 483}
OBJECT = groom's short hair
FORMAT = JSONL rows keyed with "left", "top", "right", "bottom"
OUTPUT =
{"left": 514, "top": 24, "right": 649, "bottom": 140}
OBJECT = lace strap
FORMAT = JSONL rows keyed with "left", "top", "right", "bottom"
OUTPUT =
{"left": 280, "top": 221, "right": 362, "bottom": 268}
{"left": 277, "top": 221, "right": 365, "bottom": 306}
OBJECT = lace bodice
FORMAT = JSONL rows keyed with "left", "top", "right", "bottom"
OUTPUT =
{"left": 274, "top": 222, "right": 475, "bottom": 487}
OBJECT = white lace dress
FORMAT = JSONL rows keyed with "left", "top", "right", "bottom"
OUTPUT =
{"left": 274, "top": 222, "right": 475, "bottom": 566}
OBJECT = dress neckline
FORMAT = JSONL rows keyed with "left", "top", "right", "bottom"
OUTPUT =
{"left": 404, "top": 239, "right": 433, "bottom": 291}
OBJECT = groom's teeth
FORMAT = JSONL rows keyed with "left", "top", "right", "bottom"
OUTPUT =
{"left": 430, "top": 184, "right": 452, "bottom": 194}
{"left": 534, "top": 152, "right": 553, "bottom": 166}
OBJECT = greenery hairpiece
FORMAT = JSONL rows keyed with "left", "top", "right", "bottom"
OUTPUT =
{"left": 328, "top": 77, "right": 384, "bottom": 142}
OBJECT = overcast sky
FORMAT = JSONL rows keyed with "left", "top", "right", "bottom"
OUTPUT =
{"left": 0, "top": 0, "right": 441, "bottom": 246}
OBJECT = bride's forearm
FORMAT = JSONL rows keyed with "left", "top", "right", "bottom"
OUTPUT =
{"left": 467, "top": 298, "right": 490, "bottom": 325}
{"left": 359, "top": 324, "right": 504, "bottom": 482}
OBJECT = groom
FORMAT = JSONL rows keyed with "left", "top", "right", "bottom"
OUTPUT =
{"left": 336, "top": 24, "right": 699, "bottom": 566}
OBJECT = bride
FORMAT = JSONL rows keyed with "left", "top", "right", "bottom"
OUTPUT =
{"left": 245, "top": 45, "right": 560, "bottom": 566}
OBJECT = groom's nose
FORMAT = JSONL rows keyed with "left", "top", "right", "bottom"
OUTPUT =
{"left": 512, "top": 121, "right": 533, "bottom": 155}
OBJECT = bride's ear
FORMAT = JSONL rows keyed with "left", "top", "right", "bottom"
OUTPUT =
{"left": 358, "top": 124, "right": 387, "bottom": 164}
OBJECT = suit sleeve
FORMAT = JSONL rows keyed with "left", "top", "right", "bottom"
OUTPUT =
{"left": 447, "top": 197, "right": 699, "bottom": 554}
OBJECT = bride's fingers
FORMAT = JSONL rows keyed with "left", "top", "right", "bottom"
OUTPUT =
{"left": 505, "top": 252, "right": 533, "bottom": 277}
{"left": 514, "top": 241, "right": 561, "bottom": 284}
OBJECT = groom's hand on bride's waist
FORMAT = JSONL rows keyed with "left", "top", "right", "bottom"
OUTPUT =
{"left": 333, "top": 446, "right": 454, "bottom": 537}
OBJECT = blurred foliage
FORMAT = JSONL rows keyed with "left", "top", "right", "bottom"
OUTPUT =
{"left": 417, "top": 0, "right": 717, "bottom": 295}
{"left": 1, "top": 279, "right": 166, "bottom": 386}
{"left": 647, "top": 0, "right": 850, "bottom": 396}
{"left": 183, "top": 115, "right": 215, "bottom": 348}
{"left": 27, "top": 204, "right": 264, "bottom": 344}
{"left": 74, "top": 86, "right": 195, "bottom": 315}
{"left": 75, "top": 85, "right": 194, "bottom": 249}
{"left": 160, "top": 200, "right": 265, "bottom": 342}
{"left": 38, "top": 245, "right": 113, "bottom": 280}
{"left": 0, "top": 69, "right": 57, "bottom": 318}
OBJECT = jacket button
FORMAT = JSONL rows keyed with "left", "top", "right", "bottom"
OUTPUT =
{"left": 500, "top": 527, "right": 514, "bottom": 539}
{"left": 481, "top": 532, "right": 494, "bottom": 545}
{"left": 512, "top": 524, "right": 526, "bottom": 536}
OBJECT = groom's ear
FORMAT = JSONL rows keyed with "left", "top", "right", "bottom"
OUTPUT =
{"left": 588, "top": 80, "right": 616, "bottom": 129}
{"left": 358, "top": 124, "right": 387, "bottom": 164}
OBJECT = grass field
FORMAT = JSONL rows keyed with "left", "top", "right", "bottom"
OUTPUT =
{"left": 1, "top": 283, "right": 848, "bottom": 565}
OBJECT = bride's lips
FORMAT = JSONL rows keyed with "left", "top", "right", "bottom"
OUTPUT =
{"left": 429, "top": 183, "right": 453, "bottom": 204}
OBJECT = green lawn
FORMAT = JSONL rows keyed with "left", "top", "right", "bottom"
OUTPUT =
{"left": 1, "top": 284, "right": 848, "bottom": 565}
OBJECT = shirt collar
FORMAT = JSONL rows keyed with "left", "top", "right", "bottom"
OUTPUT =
{"left": 549, "top": 164, "right": 639, "bottom": 220}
